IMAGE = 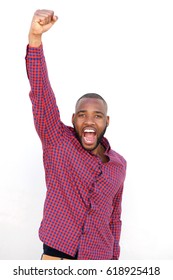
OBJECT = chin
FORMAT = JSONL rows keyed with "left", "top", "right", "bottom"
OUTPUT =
{"left": 81, "top": 141, "right": 99, "bottom": 152}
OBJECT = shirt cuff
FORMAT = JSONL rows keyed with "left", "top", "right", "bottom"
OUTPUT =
{"left": 25, "top": 43, "right": 43, "bottom": 59}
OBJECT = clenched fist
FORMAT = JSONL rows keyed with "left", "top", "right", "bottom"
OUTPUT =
{"left": 29, "top": 9, "right": 58, "bottom": 47}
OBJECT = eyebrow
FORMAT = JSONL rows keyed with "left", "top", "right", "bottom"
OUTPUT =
{"left": 77, "top": 110, "right": 105, "bottom": 116}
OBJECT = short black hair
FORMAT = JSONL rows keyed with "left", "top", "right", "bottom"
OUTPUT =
{"left": 75, "top": 93, "right": 108, "bottom": 112}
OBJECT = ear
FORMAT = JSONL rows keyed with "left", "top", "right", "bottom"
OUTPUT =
{"left": 72, "top": 113, "right": 75, "bottom": 126}
{"left": 106, "top": 116, "right": 110, "bottom": 127}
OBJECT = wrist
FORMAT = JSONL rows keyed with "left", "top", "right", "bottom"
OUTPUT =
{"left": 28, "top": 33, "right": 42, "bottom": 47}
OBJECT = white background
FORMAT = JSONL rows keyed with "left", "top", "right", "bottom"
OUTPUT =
{"left": 0, "top": 0, "right": 173, "bottom": 260}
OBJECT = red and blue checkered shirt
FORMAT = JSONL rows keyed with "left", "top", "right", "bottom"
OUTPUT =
{"left": 25, "top": 44, "right": 126, "bottom": 260}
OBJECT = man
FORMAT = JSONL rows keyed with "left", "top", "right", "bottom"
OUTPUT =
{"left": 26, "top": 9, "right": 126, "bottom": 260}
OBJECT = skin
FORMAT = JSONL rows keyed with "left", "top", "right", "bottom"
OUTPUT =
{"left": 29, "top": 9, "right": 110, "bottom": 162}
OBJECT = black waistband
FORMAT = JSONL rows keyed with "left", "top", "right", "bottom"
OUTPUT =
{"left": 43, "top": 244, "right": 78, "bottom": 259}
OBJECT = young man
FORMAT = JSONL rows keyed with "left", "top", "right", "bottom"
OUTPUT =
{"left": 26, "top": 9, "right": 126, "bottom": 260}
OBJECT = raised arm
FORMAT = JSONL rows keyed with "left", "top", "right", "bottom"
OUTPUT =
{"left": 26, "top": 10, "right": 63, "bottom": 145}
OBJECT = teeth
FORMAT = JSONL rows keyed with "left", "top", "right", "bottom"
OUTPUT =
{"left": 84, "top": 129, "right": 95, "bottom": 133}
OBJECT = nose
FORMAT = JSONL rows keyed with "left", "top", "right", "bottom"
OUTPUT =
{"left": 84, "top": 115, "right": 95, "bottom": 125}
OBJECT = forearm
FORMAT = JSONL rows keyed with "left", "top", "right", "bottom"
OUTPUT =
{"left": 26, "top": 44, "right": 51, "bottom": 93}
{"left": 26, "top": 45, "right": 61, "bottom": 144}
{"left": 112, "top": 220, "right": 122, "bottom": 260}
{"left": 110, "top": 184, "right": 124, "bottom": 259}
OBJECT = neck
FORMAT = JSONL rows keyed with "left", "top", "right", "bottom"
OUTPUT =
{"left": 92, "top": 143, "right": 104, "bottom": 155}
{"left": 92, "top": 144, "right": 109, "bottom": 163}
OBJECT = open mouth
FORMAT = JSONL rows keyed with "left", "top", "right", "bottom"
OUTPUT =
{"left": 82, "top": 128, "right": 97, "bottom": 146}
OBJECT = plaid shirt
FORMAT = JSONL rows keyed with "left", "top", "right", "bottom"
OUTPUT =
{"left": 25, "top": 44, "right": 126, "bottom": 260}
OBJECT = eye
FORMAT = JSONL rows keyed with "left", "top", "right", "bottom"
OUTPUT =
{"left": 95, "top": 114, "right": 102, "bottom": 119}
{"left": 78, "top": 113, "right": 86, "bottom": 118}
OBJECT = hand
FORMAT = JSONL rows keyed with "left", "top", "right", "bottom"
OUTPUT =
{"left": 29, "top": 9, "right": 58, "bottom": 47}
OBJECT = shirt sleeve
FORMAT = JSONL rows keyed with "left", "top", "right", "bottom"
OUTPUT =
{"left": 25, "top": 44, "right": 63, "bottom": 145}
{"left": 110, "top": 183, "right": 124, "bottom": 260}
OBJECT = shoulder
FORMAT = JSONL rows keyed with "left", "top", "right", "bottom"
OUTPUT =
{"left": 110, "top": 149, "right": 127, "bottom": 169}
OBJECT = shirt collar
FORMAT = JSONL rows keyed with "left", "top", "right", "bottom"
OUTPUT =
{"left": 101, "top": 137, "right": 111, "bottom": 154}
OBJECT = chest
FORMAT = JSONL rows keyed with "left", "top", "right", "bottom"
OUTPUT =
{"left": 44, "top": 141, "right": 123, "bottom": 199}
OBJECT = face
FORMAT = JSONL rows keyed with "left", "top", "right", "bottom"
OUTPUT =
{"left": 72, "top": 98, "right": 110, "bottom": 153}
